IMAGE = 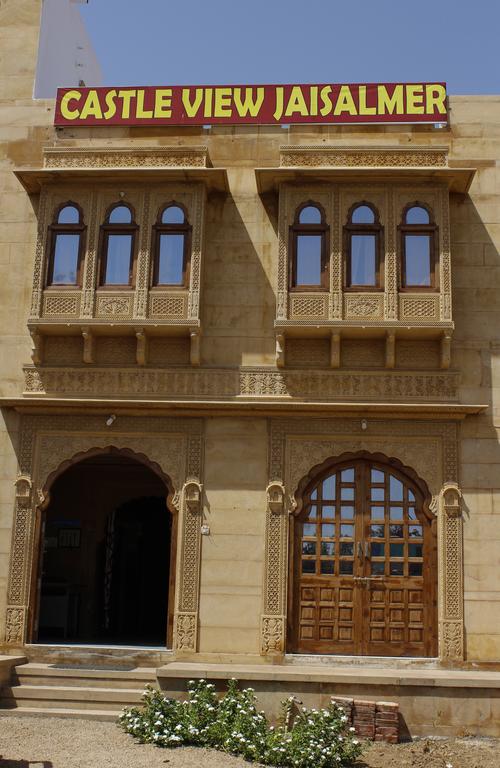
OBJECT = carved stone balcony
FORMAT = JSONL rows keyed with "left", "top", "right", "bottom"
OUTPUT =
{"left": 257, "top": 146, "right": 475, "bottom": 370}
{"left": 17, "top": 146, "right": 228, "bottom": 367}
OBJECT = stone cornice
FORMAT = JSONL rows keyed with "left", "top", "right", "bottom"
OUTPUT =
{"left": 43, "top": 145, "right": 210, "bottom": 169}
{"left": 279, "top": 145, "right": 449, "bottom": 168}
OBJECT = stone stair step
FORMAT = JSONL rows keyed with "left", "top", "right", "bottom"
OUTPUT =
{"left": 13, "top": 663, "right": 156, "bottom": 689}
{"left": 0, "top": 706, "right": 121, "bottom": 721}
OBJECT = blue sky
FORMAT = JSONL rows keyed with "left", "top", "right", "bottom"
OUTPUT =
{"left": 79, "top": 0, "right": 500, "bottom": 94}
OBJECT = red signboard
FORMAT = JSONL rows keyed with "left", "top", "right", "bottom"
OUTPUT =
{"left": 55, "top": 82, "right": 448, "bottom": 127}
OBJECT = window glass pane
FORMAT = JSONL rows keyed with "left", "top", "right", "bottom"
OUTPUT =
{"left": 408, "top": 490, "right": 415, "bottom": 502}
{"left": 409, "top": 525, "right": 423, "bottom": 538}
{"left": 322, "top": 505, "right": 335, "bottom": 519}
{"left": 298, "top": 205, "right": 321, "bottom": 224}
{"left": 409, "top": 543, "right": 423, "bottom": 558}
{"left": 351, "top": 205, "right": 375, "bottom": 224}
{"left": 390, "top": 543, "right": 404, "bottom": 558}
{"left": 371, "top": 487, "right": 384, "bottom": 501}
{"left": 302, "top": 559, "right": 315, "bottom": 574}
{"left": 322, "top": 475, "right": 335, "bottom": 500}
{"left": 104, "top": 234, "right": 133, "bottom": 284}
{"left": 339, "top": 542, "right": 353, "bottom": 556}
{"left": 406, "top": 206, "right": 430, "bottom": 224}
{"left": 389, "top": 476, "right": 403, "bottom": 501}
{"left": 310, "top": 489, "right": 317, "bottom": 500}
{"left": 321, "top": 523, "right": 335, "bottom": 538}
{"left": 340, "top": 524, "right": 354, "bottom": 538}
{"left": 370, "top": 524, "right": 385, "bottom": 538}
{"left": 303, "top": 523, "right": 316, "bottom": 537}
{"left": 371, "top": 469, "right": 384, "bottom": 483}
{"left": 408, "top": 508, "right": 418, "bottom": 520}
{"left": 371, "top": 507, "right": 384, "bottom": 520}
{"left": 162, "top": 205, "right": 185, "bottom": 224}
{"left": 390, "top": 562, "right": 404, "bottom": 575}
{"left": 371, "top": 561, "right": 385, "bottom": 575}
{"left": 390, "top": 524, "right": 404, "bottom": 538}
{"left": 390, "top": 506, "right": 404, "bottom": 521}
{"left": 339, "top": 560, "right": 353, "bottom": 574}
{"left": 321, "top": 541, "right": 335, "bottom": 556}
{"left": 409, "top": 562, "right": 423, "bottom": 576}
{"left": 321, "top": 560, "right": 335, "bottom": 575}
{"left": 296, "top": 235, "right": 322, "bottom": 285}
{"left": 109, "top": 205, "right": 132, "bottom": 224}
{"left": 350, "top": 234, "right": 376, "bottom": 285}
{"left": 302, "top": 541, "right": 316, "bottom": 555}
{"left": 405, "top": 235, "right": 431, "bottom": 286}
{"left": 341, "top": 487, "right": 354, "bottom": 500}
{"left": 51, "top": 234, "right": 80, "bottom": 284}
{"left": 371, "top": 542, "right": 385, "bottom": 557}
{"left": 340, "top": 505, "right": 354, "bottom": 519}
{"left": 57, "top": 205, "right": 80, "bottom": 224}
{"left": 341, "top": 469, "right": 354, "bottom": 482}
{"left": 157, "top": 234, "right": 185, "bottom": 284}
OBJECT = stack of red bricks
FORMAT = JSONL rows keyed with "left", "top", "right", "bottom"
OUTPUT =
{"left": 331, "top": 696, "right": 399, "bottom": 743}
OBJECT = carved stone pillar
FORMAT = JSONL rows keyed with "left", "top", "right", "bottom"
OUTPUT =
{"left": 439, "top": 482, "right": 464, "bottom": 663}
{"left": 5, "top": 476, "right": 35, "bottom": 645}
{"left": 173, "top": 476, "right": 203, "bottom": 654}
{"left": 260, "top": 480, "right": 287, "bottom": 655}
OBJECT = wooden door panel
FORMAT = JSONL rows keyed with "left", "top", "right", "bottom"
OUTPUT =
{"left": 296, "top": 581, "right": 358, "bottom": 653}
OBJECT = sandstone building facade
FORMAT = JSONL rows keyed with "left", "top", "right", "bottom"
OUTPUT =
{"left": 0, "top": 0, "right": 499, "bottom": 735}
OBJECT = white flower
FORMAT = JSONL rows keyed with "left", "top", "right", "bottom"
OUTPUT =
{"left": 446, "top": 764, "right": 453, "bottom": 768}
{"left": 352, "top": 739, "right": 359, "bottom": 745}
{"left": 349, "top": 726, "right": 356, "bottom": 732}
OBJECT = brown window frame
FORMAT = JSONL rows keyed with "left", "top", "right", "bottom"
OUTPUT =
{"left": 344, "top": 201, "right": 384, "bottom": 292}
{"left": 399, "top": 202, "right": 439, "bottom": 292}
{"left": 151, "top": 202, "right": 191, "bottom": 290}
{"left": 46, "top": 202, "right": 86, "bottom": 288}
{"left": 289, "top": 202, "right": 329, "bottom": 292}
{"left": 98, "top": 202, "right": 138, "bottom": 289}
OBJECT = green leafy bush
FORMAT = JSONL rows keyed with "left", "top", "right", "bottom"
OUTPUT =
{"left": 119, "top": 679, "right": 364, "bottom": 767}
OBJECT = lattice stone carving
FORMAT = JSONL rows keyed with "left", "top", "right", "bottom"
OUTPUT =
{"left": 95, "top": 337, "right": 136, "bottom": 366}
{"left": 341, "top": 340, "right": 385, "bottom": 369}
{"left": 290, "top": 294, "right": 328, "bottom": 319}
{"left": 44, "top": 336, "right": 83, "bottom": 366}
{"left": 345, "top": 294, "right": 384, "bottom": 320}
{"left": 396, "top": 340, "right": 440, "bottom": 369}
{"left": 400, "top": 295, "right": 440, "bottom": 321}
{"left": 286, "top": 339, "right": 330, "bottom": 368}
{"left": 149, "top": 292, "right": 188, "bottom": 319}
{"left": 44, "top": 146, "right": 208, "bottom": 169}
{"left": 280, "top": 146, "right": 448, "bottom": 168}
{"left": 96, "top": 294, "right": 133, "bottom": 318}
{"left": 42, "top": 293, "right": 80, "bottom": 317}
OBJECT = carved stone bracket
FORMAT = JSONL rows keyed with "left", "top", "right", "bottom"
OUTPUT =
{"left": 267, "top": 482, "right": 286, "bottom": 515}
{"left": 183, "top": 480, "right": 203, "bottom": 514}
{"left": 439, "top": 482, "right": 464, "bottom": 663}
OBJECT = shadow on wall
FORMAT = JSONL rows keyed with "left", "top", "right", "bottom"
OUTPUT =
{"left": 0, "top": 761, "right": 53, "bottom": 768}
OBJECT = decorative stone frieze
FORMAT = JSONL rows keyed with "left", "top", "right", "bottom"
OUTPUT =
{"left": 279, "top": 146, "right": 448, "bottom": 169}
{"left": 43, "top": 146, "right": 209, "bottom": 169}
{"left": 23, "top": 365, "right": 460, "bottom": 402}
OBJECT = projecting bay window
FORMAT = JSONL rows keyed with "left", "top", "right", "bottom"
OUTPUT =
{"left": 290, "top": 203, "right": 329, "bottom": 290}
{"left": 99, "top": 203, "right": 137, "bottom": 287}
{"left": 153, "top": 204, "right": 191, "bottom": 287}
{"left": 344, "top": 203, "right": 383, "bottom": 290}
{"left": 47, "top": 203, "right": 85, "bottom": 286}
{"left": 400, "top": 204, "right": 438, "bottom": 290}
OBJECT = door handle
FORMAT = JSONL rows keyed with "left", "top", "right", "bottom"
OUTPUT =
{"left": 365, "top": 541, "right": 370, "bottom": 559}
{"left": 357, "top": 541, "right": 364, "bottom": 560}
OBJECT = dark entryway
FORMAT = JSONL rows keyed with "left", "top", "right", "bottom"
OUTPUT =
{"left": 36, "top": 451, "right": 174, "bottom": 646}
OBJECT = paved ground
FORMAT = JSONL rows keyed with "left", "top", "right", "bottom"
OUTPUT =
{"left": 0, "top": 717, "right": 499, "bottom": 768}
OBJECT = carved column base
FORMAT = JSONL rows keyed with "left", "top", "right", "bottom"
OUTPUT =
{"left": 173, "top": 611, "right": 198, "bottom": 653}
{"left": 260, "top": 614, "right": 286, "bottom": 655}
{"left": 5, "top": 606, "right": 27, "bottom": 645}
{"left": 441, "top": 619, "right": 464, "bottom": 663}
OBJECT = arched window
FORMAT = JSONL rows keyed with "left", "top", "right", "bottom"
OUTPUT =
{"left": 290, "top": 203, "right": 328, "bottom": 290}
{"left": 47, "top": 203, "right": 85, "bottom": 286}
{"left": 344, "top": 202, "right": 382, "bottom": 289}
{"left": 291, "top": 455, "right": 437, "bottom": 657}
{"left": 152, "top": 204, "right": 191, "bottom": 286}
{"left": 400, "top": 203, "right": 438, "bottom": 289}
{"left": 99, "top": 203, "right": 137, "bottom": 286}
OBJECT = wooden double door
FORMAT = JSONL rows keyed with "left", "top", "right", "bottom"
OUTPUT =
{"left": 290, "top": 459, "right": 437, "bottom": 657}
